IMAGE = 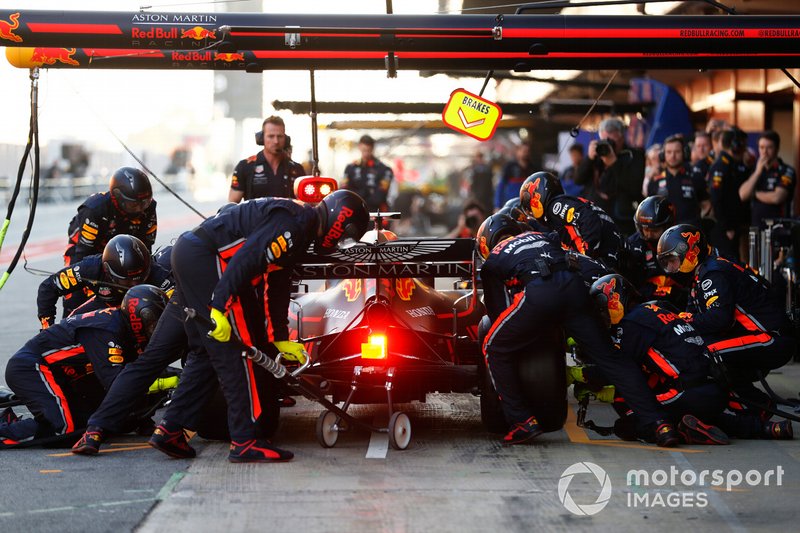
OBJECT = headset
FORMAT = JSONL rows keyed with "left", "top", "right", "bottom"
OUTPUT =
{"left": 658, "top": 134, "right": 690, "bottom": 164}
{"left": 255, "top": 129, "right": 264, "bottom": 146}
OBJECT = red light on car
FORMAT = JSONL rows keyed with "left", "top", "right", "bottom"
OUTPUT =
{"left": 361, "top": 333, "right": 387, "bottom": 360}
{"left": 294, "top": 176, "right": 338, "bottom": 203}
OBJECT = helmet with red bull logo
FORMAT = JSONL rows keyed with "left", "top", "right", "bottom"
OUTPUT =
{"left": 314, "top": 190, "right": 370, "bottom": 255}
{"left": 656, "top": 224, "right": 709, "bottom": 274}
{"left": 475, "top": 214, "right": 523, "bottom": 261}
{"left": 634, "top": 195, "right": 675, "bottom": 243}
{"left": 519, "top": 171, "right": 563, "bottom": 223}
{"left": 122, "top": 284, "right": 168, "bottom": 348}
{"left": 109, "top": 167, "right": 153, "bottom": 216}
{"left": 589, "top": 273, "right": 639, "bottom": 327}
{"left": 102, "top": 234, "right": 151, "bottom": 289}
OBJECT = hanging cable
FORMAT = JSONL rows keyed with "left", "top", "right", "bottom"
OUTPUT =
{"left": 309, "top": 69, "right": 321, "bottom": 177}
{"left": 0, "top": 68, "right": 42, "bottom": 291}
{"left": 0, "top": 99, "right": 34, "bottom": 258}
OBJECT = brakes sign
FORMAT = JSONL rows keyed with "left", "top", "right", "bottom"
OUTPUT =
{"left": 442, "top": 88, "right": 502, "bottom": 141}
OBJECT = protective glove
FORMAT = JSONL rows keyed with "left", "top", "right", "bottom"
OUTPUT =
{"left": 595, "top": 385, "right": 616, "bottom": 404}
{"left": 573, "top": 384, "right": 615, "bottom": 403}
{"left": 148, "top": 375, "right": 180, "bottom": 394}
{"left": 208, "top": 308, "right": 231, "bottom": 342}
{"left": 273, "top": 340, "right": 308, "bottom": 365}
{"left": 566, "top": 365, "right": 586, "bottom": 386}
{"left": 39, "top": 316, "right": 55, "bottom": 330}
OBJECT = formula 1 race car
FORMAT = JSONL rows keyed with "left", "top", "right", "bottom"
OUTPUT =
{"left": 287, "top": 220, "right": 567, "bottom": 449}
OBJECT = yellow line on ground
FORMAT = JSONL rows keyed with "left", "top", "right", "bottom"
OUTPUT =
{"left": 39, "top": 469, "right": 62, "bottom": 474}
{"left": 564, "top": 405, "right": 706, "bottom": 453}
{"left": 48, "top": 444, "right": 151, "bottom": 458}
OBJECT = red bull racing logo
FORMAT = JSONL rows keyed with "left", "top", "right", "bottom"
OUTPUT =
{"left": 0, "top": 12, "right": 22, "bottom": 42}
{"left": 181, "top": 26, "right": 216, "bottom": 40}
{"left": 321, "top": 206, "right": 354, "bottom": 249}
{"left": 30, "top": 48, "right": 80, "bottom": 66}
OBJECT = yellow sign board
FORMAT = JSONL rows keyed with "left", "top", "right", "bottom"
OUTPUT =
{"left": 442, "top": 88, "right": 502, "bottom": 141}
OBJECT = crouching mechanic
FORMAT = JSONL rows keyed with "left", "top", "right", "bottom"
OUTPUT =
{"left": 1, "top": 285, "right": 167, "bottom": 447}
{"left": 477, "top": 214, "right": 678, "bottom": 446}
{"left": 38, "top": 234, "right": 172, "bottom": 327}
{"left": 623, "top": 196, "right": 691, "bottom": 307}
{"left": 588, "top": 274, "right": 790, "bottom": 443}
{"left": 519, "top": 172, "right": 625, "bottom": 270}
{"left": 657, "top": 224, "right": 796, "bottom": 412}
{"left": 145, "top": 190, "right": 369, "bottom": 463}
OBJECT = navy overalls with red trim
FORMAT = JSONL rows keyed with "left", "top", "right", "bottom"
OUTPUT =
{"left": 162, "top": 198, "right": 316, "bottom": 442}
{"left": 3, "top": 308, "right": 137, "bottom": 443}
{"left": 480, "top": 231, "right": 665, "bottom": 428}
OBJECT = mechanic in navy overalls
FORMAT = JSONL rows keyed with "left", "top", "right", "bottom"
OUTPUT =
{"left": 646, "top": 135, "right": 709, "bottom": 227}
{"left": 38, "top": 235, "right": 171, "bottom": 327}
{"left": 1, "top": 286, "right": 166, "bottom": 447}
{"left": 623, "top": 196, "right": 691, "bottom": 307}
{"left": 143, "top": 191, "right": 369, "bottom": 463}
{"left": 587, "top": 274, "right": 791, "bottom": 443}
{"left": 519, "top": 171, "right": 625, "bottom": 270}
{"left": 476, "top": 214, "right": 675, "bottom": 446}
{"left": 64, "top": 167, "right": 157, "bottom": 313}
{"left": 657, "top": 224, "right": 796, "bottom": 408}
{"left": 342, "top": 134, "right": 395, "bottom": 212}
{"left": 229, "top": 116, "right": 305, "bottom": 203}
{"left": 738, "top": 130, "right": 797, "bottom": 229}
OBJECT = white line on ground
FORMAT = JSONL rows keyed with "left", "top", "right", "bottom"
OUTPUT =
{"left": 671, "top": 452, "right": 747, "bottom": 533}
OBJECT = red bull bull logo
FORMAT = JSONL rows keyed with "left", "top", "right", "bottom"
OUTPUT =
{"left": 342, "top": 279, "right": 361, "bottom": 302}
{"left": 181, "top": 26, "right": 216, "bottom": 40}
{"left": 600, "top": 278, "right": 624, "bottom": 324}
{"left": 395, "top": 278, "right": 415, "bottom": 301}
{"left": 0, "top": 12, "right": 22, "bottom": 43}
{"left": 214, "top": 52, "right": 245, "bottom": 62}
{"left": 30, "top": 48, "right": 80, "bottom": 66}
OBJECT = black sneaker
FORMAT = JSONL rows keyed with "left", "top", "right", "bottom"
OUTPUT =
{"left": 655, "top": 420, "right": 680, "bottom": 448}
{"left": 71, "top": 427, "right": 106, "bottom": 455}
{"left": 678, "top": 415, "right": 730, "bottom": 445}
{"left": 502, "top": 416, "right": 543, "bottom": 445}
{"left": 228, "top": 439, "right": 294, "bottom": 463}
{"left": 148, "top": 424, "right": 196, "bottom": 459}
{"left": 763, "top": 420, "right": 793, "bottom": 440}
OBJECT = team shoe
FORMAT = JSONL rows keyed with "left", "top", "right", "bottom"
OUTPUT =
{"left": 677, "top": 415, "right": 730, "bottom": 445}
{"left": 228, "top": 439, "right": 294, "bottom": 463}
{"left": 502, "top": 416, "right": 543, "bottom": 445}
{"left": 71, "top": 426, "right": 106, "bottom": 455}
{"left": 654, "top": 420, "right": 680, "bottom": 448}
{"left": 763, "top": 420, "right": 793, "bottom": 440}
{"left": 0, "top": 407, "right": 19, "bottom": 426}
{"left": 148, "top": 424, "right": 196, "bottom": 459}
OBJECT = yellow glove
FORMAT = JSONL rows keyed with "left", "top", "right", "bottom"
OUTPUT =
{"left": 566, "top": 365, "right": 586, "bottom": 386}
{"left": 596, "top": 385, "right": 616, "bottom": 404}
{"left": 209, "top": 308, "right": 231, "bottom": 342}
{"left": 273, "top": 340, "right": 308, "bottom": 365}
{"left": 148, "top": 375, "right": 179, "bottom": 394}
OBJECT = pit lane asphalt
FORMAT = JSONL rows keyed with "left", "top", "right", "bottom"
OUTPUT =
{"left": 2, "top": 197, "right": 800, "bottom": 533}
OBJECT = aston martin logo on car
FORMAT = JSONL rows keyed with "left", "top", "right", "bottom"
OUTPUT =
{"left": 330, "top": 240, "right": 458, "bottom": 263}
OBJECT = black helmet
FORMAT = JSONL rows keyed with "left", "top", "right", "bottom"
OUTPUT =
{"left": 122, "top": 284, "right": 168, "bottom": 347}
{"left": 475, "top": 214, "right": 523, "bottom": 260}
{"left": 519, "top": 171, "right": 563, "bottom": 222}
{"left": 102, "top": 235, "right": 151, "bottom": 288}
{"left": 314, "top": 189, "right": 370, "bottom": 255}
{"left": 634, "top": 195, "right": 675, "bottom": 243}
{"left": 656, "top": 224, "right": 708, "bottom": 274}
{"left": 109, "top": 167, "right": 153, "bottom": 215}
{"left": 589, "top": 273, "right": 639, "bottom": 327}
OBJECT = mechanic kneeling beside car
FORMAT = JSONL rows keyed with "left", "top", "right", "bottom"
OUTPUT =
{"left": 1, "top": 285, "right": 167, "bottom": 448}
{"left": 476, "top": 214, "right": 679, "bottom": 447}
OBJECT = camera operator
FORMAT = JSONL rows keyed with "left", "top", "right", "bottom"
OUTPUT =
{"left": 575, "top": 118, "right": 645, "bottom": 236}
{"left": 448, "top": 201, "right": 487, "bottom": 238}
